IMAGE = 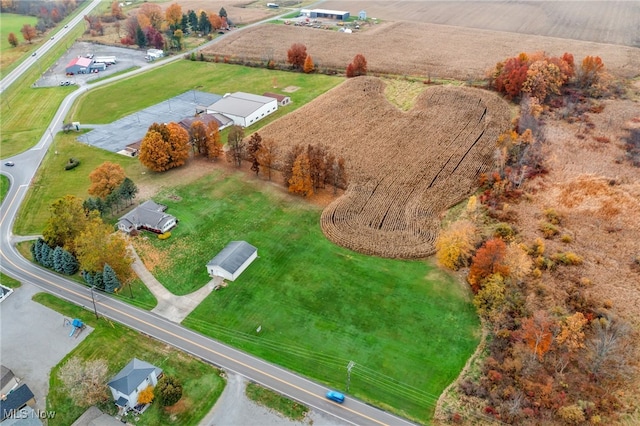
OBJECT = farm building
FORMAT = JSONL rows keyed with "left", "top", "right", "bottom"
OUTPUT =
{"left": 262, "top": 92, "right": 291, "bottom": 106}
{"left": 0, "top": 383, "right": 36, "bottom": 421}
{"left": 65, "top": 57, "right": 92, "bottom": 74}
{"left": 117, "top": 200, "right": 177, "bottom": 234}
{"left": 108, "top": 358, "right": 162, "bottom": 414}
{"left": 206, "top": 92, "right": 278, "bottom": 127}
{"left": 146, "top": 48, "right": 164, "bottom": 61}
{"left": 206, "top": 241, "right": 257, "bottom": 281}
{"left": 301, "top": 8, "right": 350, "bottom": 20}
{"left": 359, "top": 10, "right": 366, "bottom": 20}
{"left": 179, "top": 113, "right": 234, "bottom": 132}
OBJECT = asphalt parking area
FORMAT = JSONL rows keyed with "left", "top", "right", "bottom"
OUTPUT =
{"left": 0, "top": 283, "right": 92, "bottom": 412}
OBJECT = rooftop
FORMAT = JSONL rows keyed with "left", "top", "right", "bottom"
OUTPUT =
{"left": 207, "top": 241, "right": 257, "bottom": 275}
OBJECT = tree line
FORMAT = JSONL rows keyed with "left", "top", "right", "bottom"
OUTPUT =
{"left": 4, "top": 0, "right": 80, "bottom": 47}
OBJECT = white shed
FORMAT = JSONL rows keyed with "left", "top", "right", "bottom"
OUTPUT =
{"left": 206, "top": 241, "right": 258, "bottom": 281}
{"left": 207, "top": 92, "right": 278, "bottom": 127}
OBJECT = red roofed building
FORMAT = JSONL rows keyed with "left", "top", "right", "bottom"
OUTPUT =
{"left": 66, "top": 57, "right": 93, "bottom": 75}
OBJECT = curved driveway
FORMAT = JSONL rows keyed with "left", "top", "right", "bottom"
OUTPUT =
{"left": 0, "top": 3, "right": 418, "bottom": 426}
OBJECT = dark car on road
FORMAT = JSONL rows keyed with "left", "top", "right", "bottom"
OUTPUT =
{"left": 4, "top": 161, "right": 15, "bottom": 167}
{"left": 325, "top": 390, "right": 345, "bottom": 403}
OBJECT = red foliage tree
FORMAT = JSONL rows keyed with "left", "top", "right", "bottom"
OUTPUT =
{"left": 521, "top": 310, "right": 555, "bottom": 360}
{"left": 20, "top": 24, "right": 36, "bottom": 44}
{"left": 7, "top": 32, "right": 18, "bottom": 48}
{"left": 346, "top": 54, "right": 367, "bottom": 77}
{"left": 468, "top": 238, "right": 509, "bottom": 292}
{"left": 287, "top": 43, "right": 307, "bottom": 70}
{"left": 494, "top": 53, "right": 529, "bottom": 98}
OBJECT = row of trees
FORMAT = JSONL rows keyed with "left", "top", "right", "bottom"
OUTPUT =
{"left": 286, "top": 42, "right": 367, "bottom": 77}
{"left": 492, "top": 51, "right": 607, "bottom": 102}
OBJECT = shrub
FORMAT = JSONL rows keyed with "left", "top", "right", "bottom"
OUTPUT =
{"left": 551, "top": 251, "right": 583, "bottom": 265}
{"left": 560, "top": 233, "right": 573, "bottom": 243}
{"left": 158, "top": 232, "right": 171, "bottom": 240}
{"left": 493, "top": 222, "right": 516, "bottom": 240}
{"left": 65, "top": 158, "right": 80, "bottom": 170}
{"left": 155, "top": 375, "right": 183, "bottom": 406}
{"left": 543, "top": 208, "right": 563, "bottom": 225}
{"left": 539, "top": 221, "right": 559, "bottom": 238}
{"left": 435, "top": 220, "right": 478, "bottom": 270}
{"left": 558, "top": 404, "right": 586, "bottom": 424}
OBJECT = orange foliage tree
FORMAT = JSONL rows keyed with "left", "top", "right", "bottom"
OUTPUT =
{"left": 346, "top": 54, "right": 367, "bottom": 78}
{"left": 206, "top": 121, "right": 223, "bottom": 161}
{"left": 579, "top": 55, "right": 605, "bottom": 88}
{"left": 8, "top": 32, "right": 18, "bottom": 48}
{"left": 435, "top": 220, "right": 478, "bottom": 270}
{"left": 165, "top": 3, "right": 182, "bottom": 29}
{"left": 166, "top": 122, "right": 190, "bottom": 169}
{"left": 287, "top": 43, "right": 307, "bottom": 70}
{"left": 256, "top": 138, "right": 277, "bottom": 180}
{"left": 138, "top": 385, "right": 154, "bottom": 404}
{"left": 468, "top": 238, "right": 509, "bottom": 292}
{"left": 303, "top": 54, "right": 314, "bottom": 73}
{"left": 88, "top": 162, "right": 126, "bottom": 199}
{"left": 20, "top": 24, "right": 36, "bottom": 43}
{"left": 208, "top": 13, "right": 222, "bottom": 30}
{"left": 139, "top": 3, "right": 163, "bottom": 29}
{"left": 521, "top": 310, "right": 555, "bottom": 360}
{"left": 139, "top": 122, "right": 189, "bottom": 172}
{"left": 493, "top": 53, "right": 529, "bottom": 98}
{"left": 288, "top": 153, "right": 313, "bottom": 197}
{"left": 189, "top": 120, "right": 208, "bottom": 155}
{"left": 139, "top": 130, "right": 169, "bottom": 172}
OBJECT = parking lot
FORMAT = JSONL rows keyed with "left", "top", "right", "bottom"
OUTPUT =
{"left": 35, "top": 41, "right": 150, "bottom": 88}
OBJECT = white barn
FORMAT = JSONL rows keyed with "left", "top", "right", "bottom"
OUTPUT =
{"left": 206, "top": 92, "right": 278, "bottom": 127}
{"left": 206, "top": 241, "right": 257, "bottom": 281}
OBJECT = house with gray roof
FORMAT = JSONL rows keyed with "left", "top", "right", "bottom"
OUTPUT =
{"left": 206, "top": 241, "right": 258, "bottom": 281}
{"left": 206, "top": 92, "right": 278, "bottom": 127}
{"left": 1, "top": 365, "right": 18, "bottom": 396}
{"left": 107, "top": 358, "right": 162, "bottom": 414}
{"left": 117, "top": 200, "right": 177, "bottom": 234}
{"left": 0, "top": 383, "right": 36, "bottom": 421}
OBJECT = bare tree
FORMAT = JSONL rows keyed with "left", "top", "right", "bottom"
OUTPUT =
{"left": 226, "top": 125, "right": 245, "bottom": 167}
{"left": 584, "top": 315, "right": 635, "bottom": 384}
{"left": 58, "top": 357, "right": 109, "bottom": 405}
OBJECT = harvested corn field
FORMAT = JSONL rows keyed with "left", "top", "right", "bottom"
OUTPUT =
{"left": 259, "top": 77, "right": 511, "bottom": 258}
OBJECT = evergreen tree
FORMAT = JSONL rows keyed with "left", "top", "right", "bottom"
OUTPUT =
{"left": 84, "top": 197, "right": 107, "bottom": 216}
{"left": 32, "top": 238, "right": 44, "bottom": 263}
{"left": 61, "top": 249, "right": 79, "bottom": 275}
{"left": 118, "top": 178, "right": 138, "bottom": 207}
{"left": 53, "top": 246, "right": 65, "bottom": 273}
{"left": 103, "top": 264, "right": 120, "bottom": 293}
{"left": 218, "top": 7, "right": 227, "bottom": 18}
{"left": 136, "top": 25, "right": 146, "bottom": 47}
{"left": 188, "top": 10, "right": 198, "bottom": 32}
{"left": 199, "top": 11, "right": 211, "bottom": 34}
{"left": 93, "top": 271, "right": 105, "bottom": 290}
{"left": 180, "top": 14, "right": 189, "bottom": 33}
{"left": 39, "top": 241, "right": 54, "bottom": 268}
{"left": 83, "top": 270, "right": 94, "bottom": 287}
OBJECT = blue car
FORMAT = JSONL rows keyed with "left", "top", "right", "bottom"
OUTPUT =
{"left": 325, "top": 390, "right": 345, "bottom": 403}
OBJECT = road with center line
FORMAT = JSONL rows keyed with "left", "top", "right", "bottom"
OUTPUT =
{"left": 0, "top": 2, "right": 420, "bottom": 425}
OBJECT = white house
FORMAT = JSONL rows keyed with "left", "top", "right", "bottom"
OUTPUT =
{"left": 117, "top": 200, "right": 177, "bottom": 234}
{"left": 108, "top": 358, "right": 163, "bottom": 414}
{"left": 206, "top": 241, "right": 257, "bottom": 281}
{"left": 206, "top": 92, "right": 278, "bottom": 127}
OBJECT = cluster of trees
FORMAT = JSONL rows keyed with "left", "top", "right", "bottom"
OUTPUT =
{"left": 115, "top": 2, "right": 229, "bottom": 50}
{"left": 84, "top": 162, "right": 138, "bottom": 216}
{"left": 492, "top": 51, "right": 607, "bottom": 102}
{"left": 31, "top": 238, "right": 79, "bottom": 275}
{"left": 286, "top": 43, "right": 315, "bottom": 73}
{"left": 346, "top": 54, "right": 367, "bottom": 78}
{"left": 41, "top": 194, "right": 133, "bottom": 293}
{"left": 225, "top": 129, "right": 347, "bottom": 197}
{"left": 435, "top": 102, "right": 635, "bottom": 424}
{"left": 139, "top": 122, "right": 190, "bottom": 172}
{"left": 3, "top": 0, "right": 79, "bottom": 45}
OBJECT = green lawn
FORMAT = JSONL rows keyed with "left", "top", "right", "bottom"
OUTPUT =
{"left": 68, "top": 61, "right": 342, "bottom": 125}
{"left": 35, "top": 293, "right": 225, "bottom": 426}
{"left": 0, "top": 272, "right": 21, "bottom": 288}
{"left": 1, "top": 175, "right": 9, "bottom": 203}
{"left": 0, "top": 13, "right": 38, "bottom": 74}
{"left": 133, "top": 171, "right": 480, "bottom": 423}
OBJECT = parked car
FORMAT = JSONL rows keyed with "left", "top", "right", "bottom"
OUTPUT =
{"left": 4, "top": 161, "right": 15, "bottom": 167}
{"left": 325, "top": 390, "right": 345, "bottom": 403}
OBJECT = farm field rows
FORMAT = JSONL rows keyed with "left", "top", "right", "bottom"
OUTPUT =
{"left": 130, "top": 171, "right": 480, "bottom": 423}
{"left": 323, "top": 0, "right": 640, "bottom": 47}
{"left": 259, "top": 77, "right": 511, "bottom": 258}
{"left": 203, "top": 21, "right": 640, "bottom": 81}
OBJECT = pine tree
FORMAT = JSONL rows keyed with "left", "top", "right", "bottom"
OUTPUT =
{"left": 61, "top": 249, "right": 79, "bottom": 275}
{"left": 103, "top": 264, "right": 120, "bottom": 293}
{"left": 83, "top": 270, "right": 95, "bottom": 287}
{"left": 53, "top": 246, "right": 65, "bottom": 273}
{"left": 117, "top": 178, "right": 138, "bottom": 206}
{"left": 32, "top": 238, "right": 44, "bottom": 263}
{"left": 39, "top": 242, "right": 54, "bottom": 268}
{"left": 93, "top": 271, "right": 105, "bottom": 290}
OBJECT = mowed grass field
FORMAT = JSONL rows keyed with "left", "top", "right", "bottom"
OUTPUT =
{"left": 35, "top": 293, "right": 225, "bottom": 426}
{"left": 68, "top": 61, "right": 342, "bottom": 124}
{"left": 133, "top": 172, "right": 480, "bottom": 422}
{"left": 0, "top": 13, "right": 38, "bottom": 75}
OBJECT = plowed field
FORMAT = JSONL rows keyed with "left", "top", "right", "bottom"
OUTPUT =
{"left": 259, "top": 77, "right": 511, "bottom": 258}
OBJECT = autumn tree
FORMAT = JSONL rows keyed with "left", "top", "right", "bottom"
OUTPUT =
{"left": 7, "top": 32, "right": 18, "bottom": 47}
{"left": 504, "top": 242, "right": 533, "bottom": 281}
{"left": 346, "top": 54, "right": 367, "bottom": 78}
{"left": 256, "top": 138, "right": 277, "bottom": 180}
{"left": 303, "top": 54, "right": 314, "bottom": 73}
{"left": 246, "top": 132, "right": 262, "bottom": 175}
{"left": 140, "top": 130, "right": 170, "bottom": 171}
{"left": 189, "top": 120, "right": 208, "bottom": 155}
{"left": 165, "top": 3, "right": 182, "bottom": 30}
{"left": 206, "top": 121, "right": 223, "bottom": 160}
{"left": 556, "top": 312, "right": 588, "bottom": 353}
{"left": 208, "top": 13, "right": 222, "bottom": 30}
{"left": 43, "top": 195, "right": 96, "bottom": 254}
{"left": 226, "top": 125, "right": 245, "bottom": 167}
{"left": 88, "top": 162, "right": 126, "bottom": 199}
{"left": 578, "top": 55, "right": 605, "bottom": 88}
{"left": 139, "top": 123, "right": 189, "bottom": 172}
{"left": 493, "top": 53, "right": 529, "bottom": 98}
{"left": 155, "top": 375, "right": 183, "bottom": 406}
{"left": 20, "top": 23, "right": 36, "bottom": 43}
{"left": 522, "top": 59, "right": 564, "bottom": 102}
{"left": 138, "top": 386, "right": 155, "bottom": 404}
{"left": 59, "top": 357, "right": 109, "bottom": 406}
{"left": 473, "top": 273, "right": 506, "bottom": 322}
{"left": 521, "top": 310, "right": 555, "bottom": 360}
{"left": 282, "top": 144, "right": 304, "bottom": 187}
{"left": 172, "top": 29, "right": 183, "bottom": 50}
{"left": 435, "top": 220, "right": 478, "bottom": 270}
{"left": 468, "top": 238, "right": 510, "bottom": 292}
{"left": 111, "top": 1, "right": 125, "bottom": 19}
{"left": 287, "top": 43, "right": 307, "bottom": 70}
{"left": 289, "top": 152, "right": 313, "bottom": 197}
{"left": 139, "top": 3, "right": 163, "bottom": 29}
{"left": 306, "top": 144, "right": 326, "bottom": 191}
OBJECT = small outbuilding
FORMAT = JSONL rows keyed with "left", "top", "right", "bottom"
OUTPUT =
{"left": 108, "top": 358, "right": 163, "bottom": 414}
{"left": 359, "top": 10, "right": 367, "bottom": 20}
{"left": 207, "top": 241, "right": 257, "bottom": 281}
{"left": 65, "top": 57, "right": 92, "bottom": 74}
{"left": 262, "top": 92, "right": 291, "bottom": 106}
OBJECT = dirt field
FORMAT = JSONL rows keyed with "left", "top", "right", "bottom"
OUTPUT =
{"left": 203, "top": 22, "right": 640, "bottom": 81}
{"left": 324, "top": 1, "right": 640, "bottom": 47}
{"left": 154, "top": 0, "right": 278, "bottom": 26}
{"left": 257, "top": 77, "right": 511, "bottom": 258}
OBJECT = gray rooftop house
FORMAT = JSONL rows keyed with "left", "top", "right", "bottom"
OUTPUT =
{"left": 117, "top": 200, "right": 177, "bottom": 234}
{"left": 206, "top": 92, "right": 278, "bottom": 127}
{"left": 107, "top": 358, "right": 162, "bottom": 414}
{"left": 0, "top": 383, "right": 36, "bottom": 421}
{"left": 207, "top": 241, "right": 258, "bottom": 281}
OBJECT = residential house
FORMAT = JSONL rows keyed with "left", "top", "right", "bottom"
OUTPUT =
{"left": 107, "top": 358, "right": 162, "bottom": 414}
{"left": 0, "top": 384, "right": 36, "bottom": 421}
{"left": 117, "top": 200, "right": 177, "bottom": 234}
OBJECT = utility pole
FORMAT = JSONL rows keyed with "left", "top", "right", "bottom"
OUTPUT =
{"left": 90, "top": 286, "right": 99, "bottom": 319}
{"left": 346, "top": 361, "right": 355, "bottom": 392}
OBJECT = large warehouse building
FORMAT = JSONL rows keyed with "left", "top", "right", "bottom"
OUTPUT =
{"left": 300, "top": 8, "right": 350, "bottom": 20}
{"left": 206, "top": 92, "right": 278, "bottom": 127}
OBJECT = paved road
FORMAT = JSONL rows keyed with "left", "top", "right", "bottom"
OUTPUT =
{"left": 0, "top": 2, "right": 419, "bottom": 425}
{"left": 0, "top": 0, "right": 103, "bottom": 93}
